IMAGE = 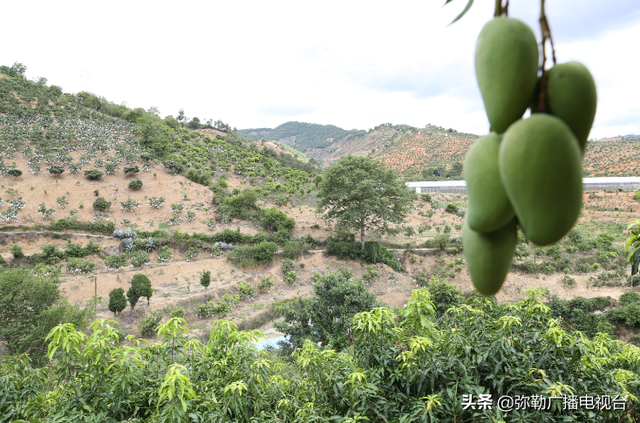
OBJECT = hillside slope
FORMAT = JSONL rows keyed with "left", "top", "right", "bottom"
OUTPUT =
{"left": 243, "top": 119, "right": 640, "bottom": 180}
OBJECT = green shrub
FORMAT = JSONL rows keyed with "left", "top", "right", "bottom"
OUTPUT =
{"left": 547, "top": 295, "right": 569, "bottom": 319}
{"left": 274, "top": 195, "right": 290, "bottom": 206}
{"left": 238, "top": 281, "right": 256, "bottom": 299}
{"left": 123, "top": 165, "right": 140, "bottom": 175}
{"left": 197, "top": 301, "right": 230, "bottom": 318}
{"left": 324, "top": 239, "right": 361, "bottom": 260}
{"left": 128, "top": 179, "right": 143, "bottom": 190}
{"left": 262, "top": 207, "right": 295, "bottom": 232}
{"left": 283, "top": 271, "right": 298, "bottom": 286}
{"left": 48, "top": 165, "right": 65, "bottom": 175}
{"left": 185, "top": 247, "right": 201, "bottom": 261}
{"left": 282, "top": 239, "right": 306, "bottom": 259}
{"left": 273, "top": 229, "right": 291, "bottom": 246}
{"left": 257, "top": 276, "right": 276, "bottom": 292}
{"left": 325, "top": 240, "right": 403, "bottom": 272}
{"left": 361, "top": 265, "right": 380, "bottom": 285}
{"left": 607, "top": 307, "right": 627, "bottom": 324}
{"left": 10, "top": 245, "right": 23, "bottom": 259}
{"left": 66, "top": 258, "right": 95, "bottom": 275}
{"left": 545, "top": 244, "right": 563, "bottom": 260}
{"left": 561, "top": 275, "right": 576, "bottom": 286}
{"left": 104, "top": 254, "right": 129, "bottom": 271}
{"left": 93, "top": 197, "right": 111, "bottom": 211}
{"left": 139, "top": 311, "right": 163, "bottom": 337}
{"left": 228, "top": 241, "right": 278, "bottom": 266}
{"left": 84, "top": 169, "right": 104, "bottom": 180}
{"left": 445, "top": 203, "right": 459, "bottom": 214}
{"left": 157, "top": 245, "right": 172, "bottom": 262}
{"left": 620, "top": 291, "right": 640, "bottom": 307}
{"left": 281, "top": 258, "right": 294, "bottom": 273}
{"left": 170, "top": 306, "right": 186, "bottom": 319}
{"left": 130, "top": 251, "right": 150, "bottom": 267}
{"left": 252, "top": 232, "right": 269, "bottom": 244}
{"left": 253, "top": 242, "right": 279, "bottom": 264}
{"left": 579, "top": 314, "right": 615, "bottom": 338}
{"left": 433, "top": 234, "right": 450, "bottom": 250}
{"left": 428, "top": 279, "right": 464, "bottom": 315}
{"left": 64, "top": 242, "right": 86, "bottom": 258}
{"left": 575, "top": 262, "right": 592, "bottom": 273}
{"left": 29, "top": 245, "right": 64, "bottom": 265}
{"left": 163, "top": 160, "right": 183, "bottom": 174}
{"left": 626, "top": 303, "right": 640, "bottom": 327}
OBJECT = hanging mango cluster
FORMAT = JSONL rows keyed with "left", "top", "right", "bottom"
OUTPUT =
{"left": 462, "top": 1, "right": 597, "bottom": 296}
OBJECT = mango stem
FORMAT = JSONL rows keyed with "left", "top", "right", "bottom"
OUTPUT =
{"left": 537, "top": 0, "right": 557, "bottom": 113}
{"left": 494, "top": 0, "right": 501, "bottom": 17}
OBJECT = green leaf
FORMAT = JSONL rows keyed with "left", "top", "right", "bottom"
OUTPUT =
{"left": 632, "top": 248, "right": 640, "bottom": 276}
{"left": 449, "top": 0, "right": 474, "bottom": 25}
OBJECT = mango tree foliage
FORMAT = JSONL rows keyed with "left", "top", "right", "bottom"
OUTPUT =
{"left": 0, "top": 267, "right": 89, "bottom": 364}
{"left": 2, "top": 288, "right": 639, "bottom": 422}
{"left": 274, "top": 269, "right": 379, "bottom": 351}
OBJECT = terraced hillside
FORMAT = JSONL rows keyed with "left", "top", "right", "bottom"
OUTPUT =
{"left": 243, "top": 119, "right": 640, "bottom": 181}
{"left": 583, "top": 137, "right": 640, "bottom": 177}
{"left": 2, "top": 65, "right": 640, "bottom": 360}
{"left": 319, "top": 125, "right": 477, "bottom": 180}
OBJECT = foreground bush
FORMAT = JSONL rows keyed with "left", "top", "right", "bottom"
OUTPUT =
{"left": 2, "top": 289, "right": 639, "bottom": 422}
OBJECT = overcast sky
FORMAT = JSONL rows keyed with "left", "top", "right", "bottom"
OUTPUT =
{"left": 1, "top": 0, "right": 639, "bottom": 139}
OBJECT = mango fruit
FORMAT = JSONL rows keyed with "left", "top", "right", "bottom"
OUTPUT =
{"left": 475, "top": 17, "right": 539, "bottom": 133}
{"left": 464, "top": 132, "right": 514, "bottom": 233}
{"left": 499, "top": 114, "right": 583, "bottom": 246}
{"left": 543, "top": 62, "right": 597, "bottom": 153}
{"left": 463, "top": 217, "right": 517, "bottom": 296}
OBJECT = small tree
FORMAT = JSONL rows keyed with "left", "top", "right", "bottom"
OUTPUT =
{"left": 108, "top": 287, "right": 127, "bottom": 317}
{"left": 48, "top": 165, "right": 65, "bottom": 176}
{"left": 187, "top": 117, "right": 201, "bottom": 129}
{"left": 274, "top": 269, "right": 378, "bottom": 351}
{"left": 200, "top": 270, "right": 211, "bottom": 291}
{"left": 127, "top": 286, "right": 140, "bottom": 310}
{"left": 84, "top": 169, "right": 104, "bottom": 180}
{"left": 6, "top": 168, "right": 22, "bottom": 177}
{"left": 130, "top": 274, "right": 153, "bottom": 305}
{"left": 93, "top": 197, "right": 111, "bottom": 211}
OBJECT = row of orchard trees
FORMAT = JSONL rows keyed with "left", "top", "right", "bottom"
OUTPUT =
{"left": 2, "top": 286, "right": 640, "bottom": 422}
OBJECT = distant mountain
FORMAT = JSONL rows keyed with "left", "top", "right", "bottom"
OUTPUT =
{"left": 241, "top": 120, "right": 640, "bottom": 180}
{"left": 238, "top": 121, "right": 366, "bottom": 152}
{"left": 240, "top": 121, "right": 478, "bottom": 180}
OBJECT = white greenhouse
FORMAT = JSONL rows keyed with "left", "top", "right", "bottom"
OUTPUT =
{"left": 406, "top": 177, "right": 640, "bottom": 194}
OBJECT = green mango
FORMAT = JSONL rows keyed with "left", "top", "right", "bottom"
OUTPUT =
{"left": 544, "top": 62, "right": 597, "bottom": 153}
{"left": 475, "top": 17, "right": 539, "bottom": 133}
{"left": 463, "top": 217, "right": 516, "bottom": 296}
{"left": 499, "top": 114, "right": 583, "bottom": 246}
{"left": 464, "top": 132, "right": 514, "bottom": 233}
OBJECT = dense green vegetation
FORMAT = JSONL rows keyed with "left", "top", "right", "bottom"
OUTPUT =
{"left": 2, "top": 288, "right": 640, "bottom": 422}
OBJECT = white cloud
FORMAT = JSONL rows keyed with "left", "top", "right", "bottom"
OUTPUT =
{"left": 0, "top": 0, "right": 638, "bottom": 138}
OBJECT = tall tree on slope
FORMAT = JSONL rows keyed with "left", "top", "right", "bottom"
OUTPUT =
{"left": 317, "top": 155, "right": 413, "bottom": 250}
